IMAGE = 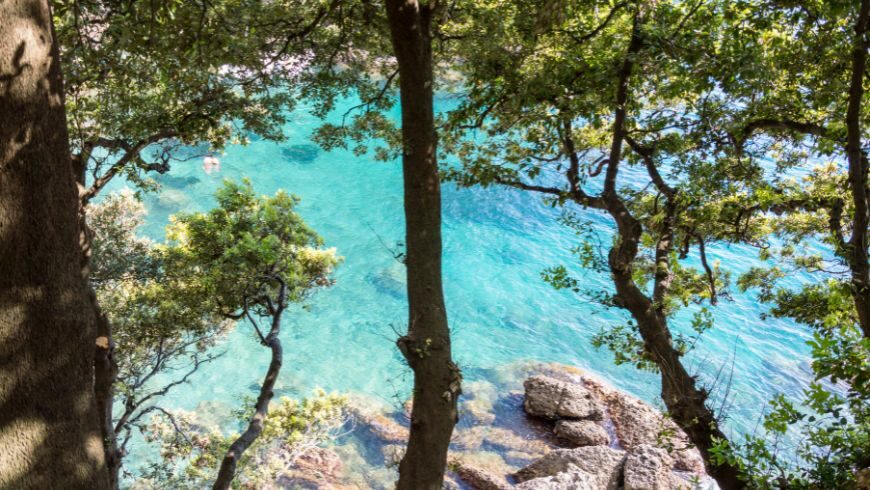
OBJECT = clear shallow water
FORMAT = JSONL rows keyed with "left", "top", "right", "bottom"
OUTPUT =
{"left": 111, "top": 96, "right": 818, "bottom": 479}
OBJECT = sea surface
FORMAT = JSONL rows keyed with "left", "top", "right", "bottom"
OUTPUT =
{"left": 110, "top": 95, "right": 819, "bottom": 484}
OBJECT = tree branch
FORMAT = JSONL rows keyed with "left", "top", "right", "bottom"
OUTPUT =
{"left": 625, "top": 134, "right": 675, "bottom": 198}
{"left": 80, "top": 130, "right": 177, "bottom": 204}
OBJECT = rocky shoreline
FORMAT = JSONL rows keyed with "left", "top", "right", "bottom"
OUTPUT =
{"left": 279, "top": 362, "right": 714, "bottom": 489}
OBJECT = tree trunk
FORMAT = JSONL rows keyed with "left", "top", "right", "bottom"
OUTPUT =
{"left": 0, "top": 1, "right": 110, "bottom": 488}
{"left": 598, "top": 10, "right": 744, "bottom": 488}
{"left": 75, "top": 133, "right": 123, "bottom": 490}
{"left": 384, "top": 1, "right": 461, "bottom": 489}
{"left": 212, "top": 336, "right": 282, "bottom": 489}
{"left": 845, "top": 0, "right": 870, "bottom": 338}
{"left": 91, "top": 292, "right": 122, "bottom": 488}
{"left": 213, "top": 283, "right": 287, "bottom": 489}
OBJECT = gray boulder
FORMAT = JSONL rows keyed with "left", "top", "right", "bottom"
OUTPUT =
{"left": 623, "top": 444, "right": 674, "bottom": 490}
{"left": 524, "top": 375, "right": 603, "bottom": 421}
{"left": 514, "top": 446, "right": 626, "bottom": 490}
{"left": 554, "top": 420, "right": 609, "bottom": 447}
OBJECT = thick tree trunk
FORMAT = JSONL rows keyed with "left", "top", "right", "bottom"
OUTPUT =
{"left": 384, "top": 1, "right": 461, "bottom": 489}
{"left": 845, "top": 0, "right": 870, "bottom": 338}
{"left": 0, "top": 1, "right": 110, "bottom": 488}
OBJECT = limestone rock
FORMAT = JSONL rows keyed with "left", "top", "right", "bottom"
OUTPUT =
{"left": 623, "top": 444, "right": 673, "bottom": 490}
{"left": 461, "top": 379, "right": 499, "bottom": 425}
{"left": 523, "top": 375, "right": 603, "bottom": 421}
{"left": 514, "top": 465, "right": 597, "bottom": 490}
{"left": 347, "top": 405, "right": 408, "bottom": 444}
{"left": 381, "top": 444, "right": 405, "bottom": 466}
{"left": 587, "top": 383, "right": 705, "bottom": 474}
{"left": 514, "top": 446, "right": 626, "bottom": 490}
{"left": 450, "top": 459, "right": 510, "bottom": 490}
{"left": 484, "top": 427, "right": 552, "bottom": 458}
{"left": 293, "top": 447, "right": 343, "bottom": 480}
{"left": 553, "top": 420, "right": 609, "bottom": 447}
{"left": 276, "top": 447, "right": 344, "bottom": 489}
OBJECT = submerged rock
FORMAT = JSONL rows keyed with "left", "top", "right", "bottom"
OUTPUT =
{"left": 156, "top": 188, "right": 190, "bottom": 208}
{"left": 553, "top": 420, "right": 609, "bottom": 447}
{"left": 514, "top": 446, "right": 626, "bottom": 490}
{"left": 155, "top": 173, "right": 200, "bottom": 189}
{"left": 523, "top": 375, "right": 603, "bottom": 421}
{"left": 276, "top": 447, "right": 345, "bottom": 489}
{"left": 365, "top": 269, "right": 406, "bottom": 300}
{"left": 347, "top": 405, "right": 408, "bottom": 444}
{"left": 282, "top": 144, "right": 320, "bottom": 164}
{"left": 461, "top": 379, "right": 499, "bottom": 425}
{"left": 449, "top": 458, "right": 511, "bottom": 490}
{"left": 381, "top": 444, "right": 405, "bottom": 466}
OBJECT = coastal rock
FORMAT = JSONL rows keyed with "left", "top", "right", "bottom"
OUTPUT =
{"left": 293, "top": 447, "right": 343, "bottom": 480}
{"left": 156, "top": 188, "right": 190, "bottom": 208}
{"left": 553, "top": 420, "right": 609, "bottom": 447}
{"left": 381, "top": 444, "right": 405, "bottom": 466}
{"left": 586, "top": 381, "right": 704, "bottom": 474}
{"left": 276, "top": 447, "right": 344, "bottom": 488}
{"left": 623, "top": 444, "right": 673, "bottom": 490}
{"left": 523, "top": 375, "right": 603, "bottom": 421}
{"left": 155, "top": 174, "right": 200, "bottom": 189}
{"left": 514, "top": 465, "right": 597, "bottom": 490}
{"left": 365, "top": 268, "right": 406, "bottom": 300}
{"left": 514, "top": 446, "right": 626, "bottom": 490}
{"left": 347, "top": 405, "right": 408, "bottom": 444}
{"left": 452, "top": 426, "right": 552, "bottom": 461}
{"left": 450, "top": 459, "right": 510, "bottom": 490}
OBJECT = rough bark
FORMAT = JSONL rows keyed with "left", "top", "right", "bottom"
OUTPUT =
{"left": 91, "top": 292, "right": 122, "bottom": 489}
{"left": 384, "top": 1, "right": 461, "bottom": 489}
{"left": 75, "top": 131, "right": 124, "bottom": 490}
{"left": 213, "top": 283, "right": 287, "bottom": 489}
{"left": 0, "top": 1, "right": 110, "bottom": 487}
{"left": 845, "top": 0, "right": 870, "bottom": 338}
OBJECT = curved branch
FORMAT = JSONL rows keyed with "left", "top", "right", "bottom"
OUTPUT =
{"left": 213, "top": 279, "right": 288, "bottom": 489}
{"left": 625, "top": 134, "right": 674, "bottom": 198}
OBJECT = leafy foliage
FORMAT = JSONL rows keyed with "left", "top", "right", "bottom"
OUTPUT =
{"left": 139, "top": 390, "right": 348, "bottom": 488}
{"left": 88, "top": 181, "right": 339, "bottom": 480}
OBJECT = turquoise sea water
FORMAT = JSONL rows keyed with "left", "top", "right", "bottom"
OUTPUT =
{"left": 113, "top": 95, "right": 818, "bottom": 481}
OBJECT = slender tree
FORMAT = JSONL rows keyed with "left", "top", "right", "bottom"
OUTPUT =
{"left": 0, "top": 0, "right": 109, "bottom": 487}
{"left": 385, "top": 1, "right": 462, "bottom": 488}
{"left": 442, "top": 1, "right": 746, "bottom": 487}
{"left": 136, "top": 181, "right": 338, "bottom": 488}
